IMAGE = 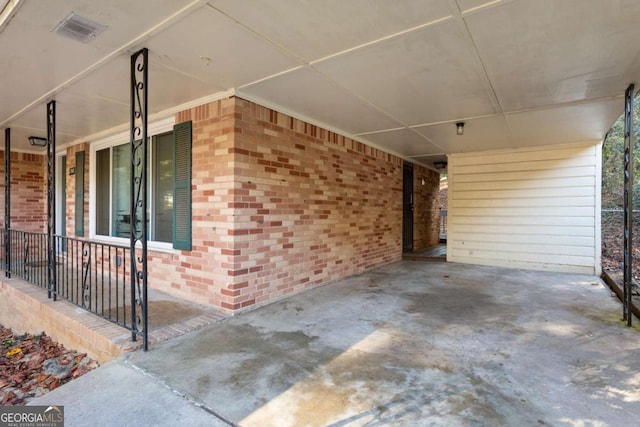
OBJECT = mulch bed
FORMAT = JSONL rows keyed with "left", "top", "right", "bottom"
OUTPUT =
{"left": 0, "top": 325, "right": 98, "bottom": 405}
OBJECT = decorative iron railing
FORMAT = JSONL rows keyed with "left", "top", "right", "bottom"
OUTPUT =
{"left": 1, "top": 229, "right": 144, "bottom": 337}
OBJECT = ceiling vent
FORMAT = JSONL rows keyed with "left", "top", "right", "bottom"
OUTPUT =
{"left": 52, "top": 12, "right": 107, "bottom": 43}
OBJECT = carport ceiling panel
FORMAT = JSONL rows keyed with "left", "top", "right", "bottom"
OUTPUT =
{"left": 62, "top": 57, "right": 131, "bottom": 107}
{"left": 0, "top": 0, "right": 194, "bottom": 121}
{"left": 456, "top": 0, "right": 524, "bottom": 14}
{"left": 53, "top": 92, "right": 130, "bottom": 139}
{"left": 11, "top": 91, "right": 128, "bottom": 142}
{"left": 0, "top": 91, "right": 37, "bottom": 125}
{"left": 239, "top": 67, "right": 403, "bottom": 135}
{"left": 144, "top": 6, "right": 301, "bottom": 90}
{"left": 359, "top": 128, "right": 443, "bottom": 157}
{"left": 0, "top": 9, "right": 105, "bottom": 120}
{"left": 413, "top": 115, "right": 512, "bottom": 153}
{"left": 314, "top": 19, "right": 497, "bottom": 127}
{"left": 456, "top": 0, "right": 509, "bottom": 13}
{"left": 209, "top": 0, "right": 452, "bottom": 63}
{"left": 146, "top": 63, "right": 229, "bottom": 112}
{"left": 465, "top": 0, "right": 640, "bottom": 112}
{"left": 8, "top": 107, "right": 47, "bottom": 135}
{"left": 10, "top": 58, "right": 129, "bottom": 142}
{"left": 506, "top": 98, "right": 623, "bottom": 148}
{"left": 62, "top": 55, "right": 227, "bottom": 116}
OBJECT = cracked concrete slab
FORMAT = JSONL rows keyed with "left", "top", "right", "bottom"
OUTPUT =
{"left": 31, "top": 262, "right": 640, "bottom": 426}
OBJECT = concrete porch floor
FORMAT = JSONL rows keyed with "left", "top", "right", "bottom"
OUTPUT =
{"left": 403, "top": 244, "right": 447, "bottom": 261}
{"left": 32, "top": 261, "right": 640, "bottom": 426}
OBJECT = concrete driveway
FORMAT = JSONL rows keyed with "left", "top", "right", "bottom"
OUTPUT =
{"left": 32, "top": 261, "right": 640, "bottom": 426}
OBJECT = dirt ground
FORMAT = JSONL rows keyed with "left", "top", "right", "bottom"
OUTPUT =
{"left": 0, "top": 325, "right": 98, "bottom": 405}
{"left": 601, "top": 210, "right": 640, "bottom": 279}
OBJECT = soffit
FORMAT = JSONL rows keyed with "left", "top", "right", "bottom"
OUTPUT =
{"left": 0, "top": 0, "right": 637, "bottom": 171}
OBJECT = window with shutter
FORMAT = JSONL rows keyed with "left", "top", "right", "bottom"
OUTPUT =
{"left": 75, "top": 151, "right": 85, "bottom": 236}
{"left": 90, "top": 117, "right": 181, "bottom": 250}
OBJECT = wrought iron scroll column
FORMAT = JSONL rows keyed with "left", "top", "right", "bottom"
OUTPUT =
{"left": 130, "top": 48, "right": 148, "bottom": 350}
{"left": 47, "top": 101, "right": 56, "bottom": 301}
{"left": 623, "top": 84, "right": 635, "bottom": 327}
{"left": 4, "top": 128, "right": 10, "bottom": 278}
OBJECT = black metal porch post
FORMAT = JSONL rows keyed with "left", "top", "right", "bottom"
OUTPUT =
{"left": 4, "top": 128, "right": 10, "bottom": 278}
{"left": 130, "top": 48, "right": 148, "bottom": 350}
{"left": 47, "top": 101, "right": 56, "bottom": 301}
{"left": 623, "top": 84, "right": 635, "bottom": 327}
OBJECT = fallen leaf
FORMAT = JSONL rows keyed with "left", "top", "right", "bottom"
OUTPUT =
{"left": 6, "top": 347, "right": 22, "bottom": 357}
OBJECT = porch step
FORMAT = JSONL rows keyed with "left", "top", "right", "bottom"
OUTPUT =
{"left": 0, "top": 277, "right": 227, "bottom": 364}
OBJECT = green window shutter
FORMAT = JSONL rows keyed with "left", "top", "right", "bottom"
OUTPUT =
{"left": 173, "top": 121, "right": 192, "bottom": 250}
{"left": 75, "top": 151, "right": 85, "bottom": 236}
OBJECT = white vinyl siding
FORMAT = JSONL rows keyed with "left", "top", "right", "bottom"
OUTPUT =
{"left": 447, "top": 142, "right": 601, "bottom": 275}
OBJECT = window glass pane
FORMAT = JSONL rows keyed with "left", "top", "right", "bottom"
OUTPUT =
{"left": 154, "top": 133, "right": 173, "bottom": 243}
{"left": 94, "top": 131, "right": 174, "bottom": 243}
{"left": 112, "top": 143, "right": 130, "bottom": 238}
{"left": 96, "top": 148, "right": 110, "bottom": 236}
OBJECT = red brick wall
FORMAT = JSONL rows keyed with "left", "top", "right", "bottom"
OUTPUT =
{"left": 413, "top": 164, "right": 440, "bottom": 250}
{"left": 147, "top": 97, "right": 403, "bottom": 311}
{"left": 145, "top": 99, "right": 238, "bottom": 307}
{"left": 0, "top": 151, "right": 46, "bottom": 232}
{"left": 51, "top": 96, "right": 423, "bottom": 313}
{"left": 0, "top": 97, "right": 422, "bottom": 313}
{"left": 221, "top": 98, "right": 403, "bottom": 310}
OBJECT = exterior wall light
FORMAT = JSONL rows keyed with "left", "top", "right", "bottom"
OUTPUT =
{"left": 28, "top": 136, "right": 47, "bottom": 147}
{"left": 456, "top": 122, "right": 465, "bottom": 135}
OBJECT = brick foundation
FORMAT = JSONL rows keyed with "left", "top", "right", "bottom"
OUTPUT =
{"left": 0, "top": 278, "right": 135, "bottom": 364}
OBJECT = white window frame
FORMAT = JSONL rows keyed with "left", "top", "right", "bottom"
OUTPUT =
{"left": 89, "top": 117, "right": 175, "bottom": 252}
{"left": 55, "top": 151, "right": 67, "bottom": 236}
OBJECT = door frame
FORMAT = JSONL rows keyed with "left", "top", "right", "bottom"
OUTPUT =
{"left": 402, "top": 161, "right": 414, "bottom": 252}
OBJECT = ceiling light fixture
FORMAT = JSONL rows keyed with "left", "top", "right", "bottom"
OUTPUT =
{"left": 456, "top": 122, "right": 465, "bottom": 136}
{"left": 28, "top": 136, "right": 47, "bottom": 147}
{"left": 433, "top": 161, "right": 447, "bottom": 170}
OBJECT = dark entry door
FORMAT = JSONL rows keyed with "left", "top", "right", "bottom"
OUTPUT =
{"left": 403, "top": 161, "right": 413, "bottom": 252}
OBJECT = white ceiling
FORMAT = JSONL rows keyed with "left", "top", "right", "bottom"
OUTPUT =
{"left": 1, "top": 0, "right": 639, "bottom": 170}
